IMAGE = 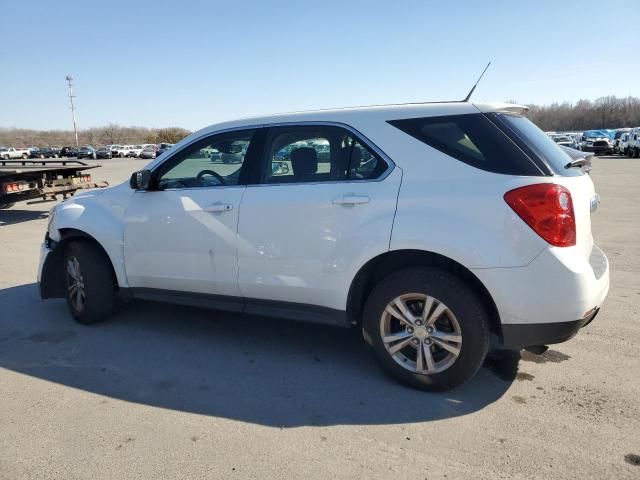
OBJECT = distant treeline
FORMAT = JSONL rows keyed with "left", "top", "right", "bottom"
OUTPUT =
{"left": 525, "top": 96, "right": 640, "bottom": 132}
{"left": 2, "top": 96, "right": 640, "bottom": 146}
{"left": 0, "top": 124, "right": 191, "bottom": 147}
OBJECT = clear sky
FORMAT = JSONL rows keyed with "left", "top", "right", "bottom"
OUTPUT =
{"left": 2, "top": 0, "right": 638, "bottom": 131}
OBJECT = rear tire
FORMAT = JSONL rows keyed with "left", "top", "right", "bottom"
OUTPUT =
{"left": 362, "top": 267, "right": 490, "bottom": 392}
{"left": 63, "top": 241, "right": 115, "bottom": 325}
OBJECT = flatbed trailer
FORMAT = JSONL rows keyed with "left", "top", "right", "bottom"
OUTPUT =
{"left": 0, "top": 159, "right": 109, "bottom": 209}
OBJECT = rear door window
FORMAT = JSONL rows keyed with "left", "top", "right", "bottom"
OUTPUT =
{"left": 388, "top": 114, "right": 544, "bottom": 176}
{"left": 262, "top": 125, "right": 388, "bottom": 184}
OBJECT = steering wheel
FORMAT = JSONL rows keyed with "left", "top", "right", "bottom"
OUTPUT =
{"left": 196, "top": 169, "right": 226, "bottom": 186}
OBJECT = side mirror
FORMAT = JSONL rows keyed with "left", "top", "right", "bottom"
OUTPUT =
{"left": 130, "top": 169, "right": 151, "bottom": 190}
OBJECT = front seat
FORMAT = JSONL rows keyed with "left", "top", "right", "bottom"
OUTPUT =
{"left": 290, "top": 147, "right": 318, "bottom": 182}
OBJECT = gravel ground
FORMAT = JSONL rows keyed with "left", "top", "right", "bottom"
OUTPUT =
{"left": 0, "top": 156, "right": 638, "bottom": 479}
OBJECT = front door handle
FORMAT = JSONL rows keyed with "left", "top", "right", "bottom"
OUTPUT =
{"left": 203, "top": 203, "right": 233, "bottom": 212}
{"left": 332, "top": 195, "right": 370, "bottom": 205}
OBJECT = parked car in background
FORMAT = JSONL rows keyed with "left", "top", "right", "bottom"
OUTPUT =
{"left": 1, "top": 147, "right": 30, "bottom": 159}
{"left": 111, "top": 145, "right": 130, "bottom": 157}
{"left": 95, "top": 147, "right": 112, "bottom": 159}
{"left": 76, "top": 146, "right": 97, "bottom": 159}
{"left": 127, "top": 145, "right": 144, "bottom": 157}
{"left": 60, "top": 146, "right": 79, "bottom": 158}
{"left": 40, "top": 101, "right": 609, "bottom": 392}
{"left": 139, "top": 145, "right": 158, "bottom": 159}
{"left": 550, "top": 134, "right": 578, "bottom": 149}
{"left": 108, "top": 145, "right": 122, "bottom": 156}
{"left": 628, "top": 128, "right": 640, "bottom": 158}
{"left": 612, "top": 129, "right": 631, "bottom": 154}
{"left": 29, "top": 147, "right": 44, "bottom": 158}
{"left": 618, "top": 133, "right": 631, "bottom": 155}
{"left": 156, "top": 143, "right": 174, "bottom": 157}
{"left": 579, "top": 130, "right": 612, "bottom": 155}
{"left": 35, "top": 147, "right": 61, "bottom": 158}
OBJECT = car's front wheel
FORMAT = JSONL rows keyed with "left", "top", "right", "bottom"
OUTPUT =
{"left": 63, "top": 241, "right": 115, "bottom": 325}
{"left": 362, "top": 267, "right": 490, "bottom": 392}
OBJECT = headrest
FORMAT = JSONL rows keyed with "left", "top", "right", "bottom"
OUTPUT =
{"left": 290, "top": 147, "right": 318, "bottom": 176}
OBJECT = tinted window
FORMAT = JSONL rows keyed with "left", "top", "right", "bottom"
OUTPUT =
{"left": 156, "top": 130, "right": 254, "bottom": 189}
{"left": 388, "top": 114, "right": 543, "bottom": 176}
{"left": 488, "top": 113, "right": 583, "bottom": 177}
{"left": 264, "top": 126, "right": 388, "bottom": 184}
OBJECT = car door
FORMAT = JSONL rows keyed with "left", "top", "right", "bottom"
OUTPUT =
{"left": 124, "top": 128, "right": 260, "bottom": 301}
{"left": 237, "top": 124, "right": 402, "bottom": 315}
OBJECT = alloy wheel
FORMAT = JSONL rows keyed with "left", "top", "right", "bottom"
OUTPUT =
{"left": 380, "top": 293, "right": 462, "bottom": 375}
{"left": 66, "top": 256, "right": 86, "bottom": 312}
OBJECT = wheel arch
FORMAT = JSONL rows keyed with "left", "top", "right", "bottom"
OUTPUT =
{"left": 346, "top": 249, "right": 502, "bottom": 339}
{"left": 40, "top": 228, "right": 119, "bottom": 299}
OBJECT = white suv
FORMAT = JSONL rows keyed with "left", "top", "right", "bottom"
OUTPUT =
{"left": 38, "top": 102, "right": 609, "bottom": 391}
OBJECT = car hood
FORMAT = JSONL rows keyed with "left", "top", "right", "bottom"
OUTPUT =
{"left": 63, "top": 180, "right": 131, "bottom": 205}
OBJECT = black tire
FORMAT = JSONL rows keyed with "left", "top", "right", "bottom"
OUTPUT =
{"left": 362, "top": 267, "right": 490, "bottom": 392}
{"left": 63, "top": 241, "right": 115, "bottom": 325}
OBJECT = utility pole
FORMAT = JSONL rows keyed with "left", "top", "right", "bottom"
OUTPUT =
{"left": 65, "top": 75, "right": 79, "bottom": 147}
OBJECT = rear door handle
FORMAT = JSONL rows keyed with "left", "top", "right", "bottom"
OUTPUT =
{"left": 203, "top": 203, "right": 233, "bottom": 212}
{"left": 332, "top": 195, "right": 370, "bottom": 205}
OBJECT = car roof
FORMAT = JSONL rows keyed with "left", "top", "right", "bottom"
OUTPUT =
{"left": 192, "top": 101, "right": 529, "bottom": 136}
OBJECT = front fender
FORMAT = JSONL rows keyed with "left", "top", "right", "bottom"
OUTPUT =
{"left": 50, "top": 186, "right": 130, "bottom": 287}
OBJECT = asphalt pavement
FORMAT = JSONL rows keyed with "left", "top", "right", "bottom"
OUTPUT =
{"left": 0, "top": 156, "right": 638, "bottom": 479}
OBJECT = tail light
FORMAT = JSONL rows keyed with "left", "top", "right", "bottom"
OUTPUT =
{"left": 504, "top": 183, "right": 576, "bottom": 247}
{"left": 2, "top": 182, "right": 27, "bottom": 193}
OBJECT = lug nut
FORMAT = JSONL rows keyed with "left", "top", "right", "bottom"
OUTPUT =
{"left": 424, "top": 339, "right": 432, "bottom": 345}
{"left": 412, "top": 338, "right": 419, "bottom": 345}
{"left": 426, "top": 326, "right": 434, "bottom": 334}
{"left": 407, "top": 327, "right": 414, "bottom": 334}
{"left": 415, "top": 320, "right": 422, "bottom": 326}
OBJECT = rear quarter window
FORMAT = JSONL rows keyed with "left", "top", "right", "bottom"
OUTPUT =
{"left": 388, "top": 114, "right": 544, "bottom": 176}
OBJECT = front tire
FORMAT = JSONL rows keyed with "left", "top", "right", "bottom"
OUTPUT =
{"left": 63, "top": 242, "right": 115, "bottom": 325}
{"left": 362, "top": 267, "right": 490, "bottom": 392}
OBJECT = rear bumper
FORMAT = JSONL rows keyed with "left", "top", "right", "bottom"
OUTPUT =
{"left": 472, "top": 243, "right": 609, "bottom": 347}
{"left": 501, "top": 308, "right": 599, "bottom": 349}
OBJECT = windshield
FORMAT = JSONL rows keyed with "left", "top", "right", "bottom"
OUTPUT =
{"left": 489, "top": 113, "right": 583, "bottom": 177}
{"left": 584, "top": 130, "right": 606, "bottom": 138}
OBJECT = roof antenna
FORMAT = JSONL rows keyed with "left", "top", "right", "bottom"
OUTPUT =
{"left": 462, "top": 61, "right": 491, "bottom": 102}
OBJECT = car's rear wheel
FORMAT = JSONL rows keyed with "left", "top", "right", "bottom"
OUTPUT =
{"left": 22, "top": 153, "right": 28, "bottom": 159}
{"left": 63, "top": 242, "right": 115, "bottom": 325}
{"left": 362, "top": 267, "right": 490, "bottom": 392}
